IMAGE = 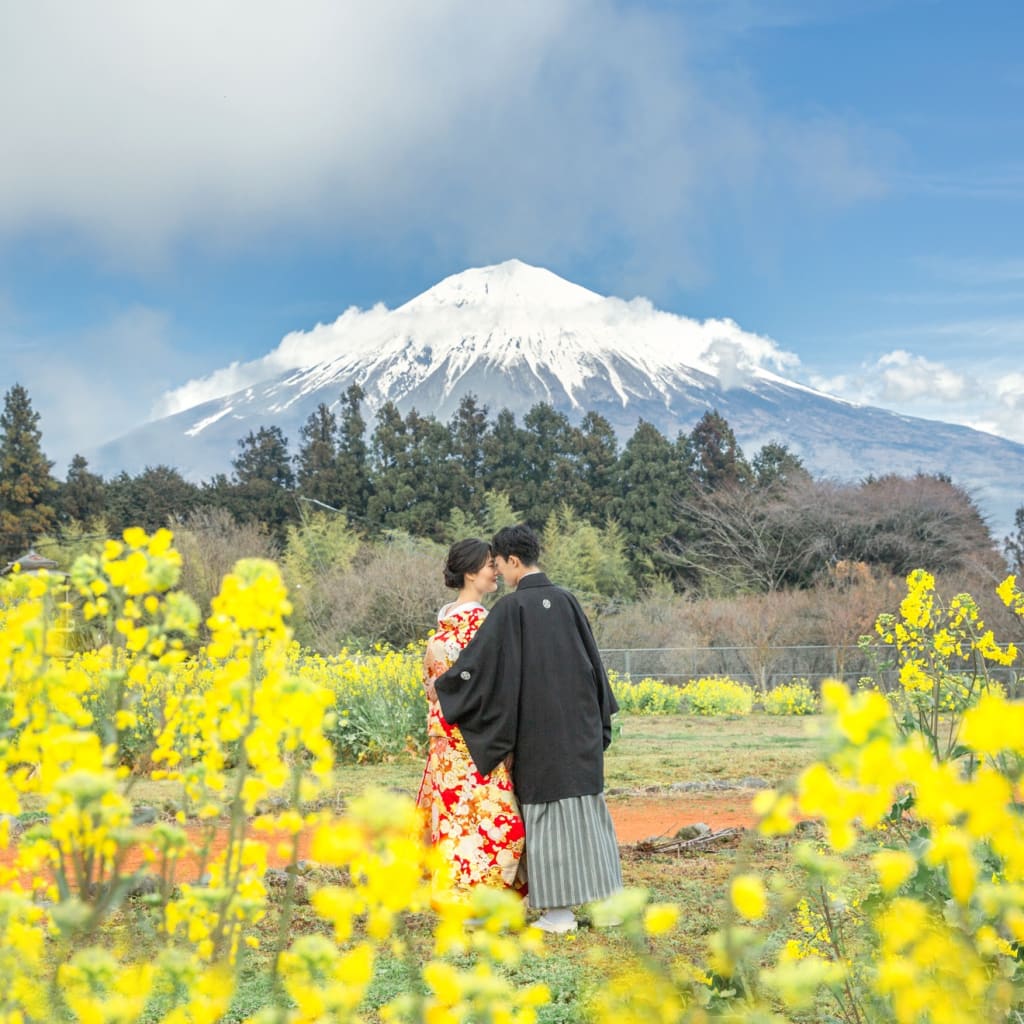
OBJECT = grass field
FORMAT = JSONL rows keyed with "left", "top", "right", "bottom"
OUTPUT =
{"left": 259, "top": 713, "right": 832, "bottom": 1024}
{"left": 323, "top": 712, "right": 827, "bottom": 801}
{"left": 15, "top": 715, "right": 829, "bottom": 1021}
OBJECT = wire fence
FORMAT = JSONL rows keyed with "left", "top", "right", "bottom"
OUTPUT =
{"left": 598, "top": 644, "right": 1024, "bottom": 697}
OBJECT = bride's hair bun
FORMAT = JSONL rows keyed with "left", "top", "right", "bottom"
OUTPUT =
{"left": 444, "top": 538, "right": 491, "bottom": 589}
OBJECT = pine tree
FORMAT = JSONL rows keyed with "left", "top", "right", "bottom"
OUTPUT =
{"left": 105, "top": 466, "right": 199, "bottom": 534}
{"left": 231, "top": 426, "right": 295, "bottom": 539}
{"left": 751, "top": 441, "right": 809, "bottom": 490}
{"left": 366, "top": 401, "right": 408, "bottom": 531}
{"left": 574, "top": 411, "right": 619, "bottom": 521}
{"left": 482, "top": 409, "right": 528, "bottom": 499}
{"left": 368, "top": 404, "right": 451, "bottom": 538}
{"left": 296, "top": 403, "right": 342, "bottom": 507}
{"left": 0, "top": 384, "right": 57, "bottom": 560}
{"left": 58, "top": 454, "right": 106, "bottom": 525}
{"left": 685, "top": 409, "right": 751, "bottom": 491}
{"left": 336, "top": 384, "right": 372, "bottom": 522}
{"left": 610, "top": 420, "right": 685, "bottom": 580}
{"left": 448, "top": 394, "right": 489, "bottom": 520}
{"left": 519, "top": 403, "right": 577, "bottom": 527}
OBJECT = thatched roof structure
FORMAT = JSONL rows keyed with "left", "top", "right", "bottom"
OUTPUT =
{"left": 1, "top": 548, "right": 59, "bottom": 575}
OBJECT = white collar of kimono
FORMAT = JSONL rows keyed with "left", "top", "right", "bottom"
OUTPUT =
{"left": 437, "top": 600, "right": 486, "bottom": 624}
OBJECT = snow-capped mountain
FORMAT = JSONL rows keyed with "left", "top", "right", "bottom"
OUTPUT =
{"left": 95, "top": 259, "right": 1024, "bottom": 535}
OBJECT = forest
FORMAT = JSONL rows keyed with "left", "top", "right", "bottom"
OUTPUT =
{"left": 3, "top": 381, "right": 1023, "bottom": 655}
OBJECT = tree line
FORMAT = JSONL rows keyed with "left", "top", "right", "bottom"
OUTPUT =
{"left": 2, "top": 381, "right": 1021, "bottom": 600}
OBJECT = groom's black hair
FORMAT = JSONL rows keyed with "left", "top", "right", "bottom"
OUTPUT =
{"left": 491, "top": 524, "right": 540, "bottom": 566}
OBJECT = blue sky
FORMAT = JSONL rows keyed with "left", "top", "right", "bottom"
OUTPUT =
{"left": 1, "top": 0, "right": 1022, "bottom": 471}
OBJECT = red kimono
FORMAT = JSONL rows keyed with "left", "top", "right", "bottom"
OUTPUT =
{"left": 415, "top": 601, "right": 526, "bottom": 894}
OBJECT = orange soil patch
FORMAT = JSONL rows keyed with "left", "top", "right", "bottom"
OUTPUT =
{"left": 607, "top": 792, "right": 759, "bottom": 843}
{"left": 0, "top": 828, "right": 315, "bottom": 891}
{"left": 0, "top": 794, "right": 760, "bottom": 889}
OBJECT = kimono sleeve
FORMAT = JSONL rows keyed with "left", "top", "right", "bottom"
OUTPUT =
{"left": 434, "top": 599, "right": 522, "bottom": 777}
{"left": 569, "top": 595, "right": 619, "bottom": 749}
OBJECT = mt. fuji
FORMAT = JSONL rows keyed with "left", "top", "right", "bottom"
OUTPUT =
{"left": 96, "top": 260, "right": 1024, "bottom": 536}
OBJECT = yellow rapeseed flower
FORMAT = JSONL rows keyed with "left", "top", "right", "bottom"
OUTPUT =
{"left": 731, "top": 874, "right": 767, "bottom": 920}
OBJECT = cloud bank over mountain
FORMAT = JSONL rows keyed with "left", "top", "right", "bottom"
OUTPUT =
{"left": 154, "top": 261, "right": 801, "bottom": 419}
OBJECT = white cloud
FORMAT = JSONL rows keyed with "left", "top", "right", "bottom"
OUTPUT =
{"left": 0, "top": 1, "right": 884, "bottom": 279}
{"left": 152, "top": 303, "right": 393, "bottom": 416}
{"left": 701, "top": 335, "right": 798, "bottom": 390}
{"left": 996, "top": 373, "right": 1024, "bottom": 412}
{"left": 811, "top": 349, "right": 1024, "bottom": 445}
{"left": 2, "top": 307, "right": 202, "bottom": 472}
{"left": 154, "top": 261, "right": 804, "bottom": 416}
{"left": 874, "top": 350, "right": 968, "bottom": 401}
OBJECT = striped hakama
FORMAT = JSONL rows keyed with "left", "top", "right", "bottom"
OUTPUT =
{"left": 521, "top": 794, "right": 623, "bottom": 908}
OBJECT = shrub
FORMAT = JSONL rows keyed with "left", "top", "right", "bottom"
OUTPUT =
{"left": 680, "top": 676, "right": 754, "bottom": 716}
{"left": 762, "top": 678, "right": 819, "bottom": 716}
{"left": 609, "top": 672, "right": 683, "bottom": 714}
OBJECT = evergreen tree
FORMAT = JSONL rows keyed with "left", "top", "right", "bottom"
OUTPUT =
{"left": 105, "top": 465, "right": 199, "bottom": 534}
{"left": 368, "top": 404, "right": 452, "bottom": 538}
{"left": 401, "top": 410, "right": 454, "bottom": 538}
{"left": 295, "top": 403, "right": 342, "bottom": 507}
{"left": 518, "top": 403, "right": 576, "bottom": 527}
{"left": 752, "top": 441, "right": 809, "bottom": 490}
{"left": 685, "top": 409, "right": 751, "bottom": 491}
{"left": 231, "top": 426, "right": 295, "bottom": 538}
{"left": 482, "top": 409, "right": 528, "bottom": 499}
{"left": 479, "top": 411, "right": 528, "bottom": 499}
{"left": 573, "top": 411, "right": 619, "bottom": 521}
{"left": 336, "top": 384, "right": 372, "bottom": 522}
{"left": 610, "top": 420, "right": 684, "bottom": 580}
{"left": 366, "top": 401, "right": 408, "bottom": 532}
{"left": 58, "top": 453, "right": 106, "bottom": 525}
{"left": 448, "top": 394, "right": 489, "bottom": 520}
{"left": 0, "top": 384, "right": 57, "bottom": 559}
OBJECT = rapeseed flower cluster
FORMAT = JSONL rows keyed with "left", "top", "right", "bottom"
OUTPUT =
{"left": 680, "top": 677, "right": 754, "bottom": 717}
{"left": 578, "top": 572, "right": 1024, "bottom": 1022}
{"left": 7, "top": 534, "right": 1024, "bottom": 1023}
{"left": 609, "top": 673, "right": 685, "bottom": 714}
{"left": 296, "top": 644, "right": 426, "bottom": 762}
{"left": 693, "top": 571, "right": 1024, "bottom": 1022}
{"left": 0, "top": 528, "right": 567, "bottom": 1022}
{"left": 761, "top": 679, "right": 819, "bottom": 716}
{"left": 876, "top": 568, "right": 1016, "bottom": 758}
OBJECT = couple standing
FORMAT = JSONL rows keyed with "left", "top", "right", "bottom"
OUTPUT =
{"left": 415, "top": 524, "right": 622, "bottom": 933}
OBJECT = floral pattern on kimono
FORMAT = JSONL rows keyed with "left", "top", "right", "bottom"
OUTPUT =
{"left": 415, "top": 601, "right": 526, "bottom": 894}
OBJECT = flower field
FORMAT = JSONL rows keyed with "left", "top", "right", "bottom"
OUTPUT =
{"left": 3, "top": 529, "right": 1024, "bottom": 1022}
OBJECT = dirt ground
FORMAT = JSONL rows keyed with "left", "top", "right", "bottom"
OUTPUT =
{"left": 606, "top": 791, "right": 758, "bottom": 843}
{"left": 0, "top": 792, "right": 760, "bottom": 890}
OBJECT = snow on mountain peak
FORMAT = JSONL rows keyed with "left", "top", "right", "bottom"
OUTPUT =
{"left": 398, "top": 259, "right": 603, "bottom": 314}
{"left": 155, "top": 260, "right": 802, "bottom": 419}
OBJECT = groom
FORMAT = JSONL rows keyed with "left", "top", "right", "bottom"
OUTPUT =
{"left": 434, "top": 523, "right": 622, "bottom": 932}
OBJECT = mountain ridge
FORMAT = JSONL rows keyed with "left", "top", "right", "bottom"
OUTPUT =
{"left": 94, "top": 260, "right": 1023, "bottom": 536}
